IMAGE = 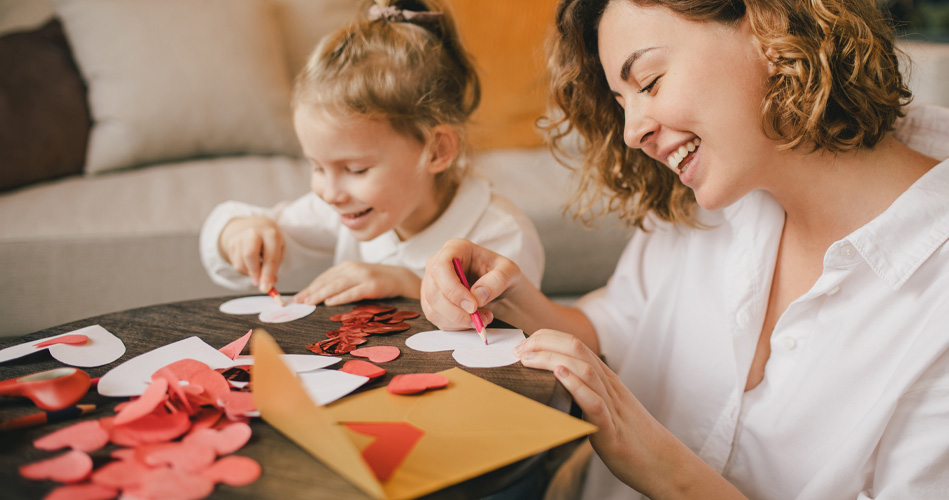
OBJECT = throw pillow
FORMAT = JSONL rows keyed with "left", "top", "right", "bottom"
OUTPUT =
{"left": 50, "top": 0, "right": 300, "bottom": 175}
{"left": 0, "top": 19, "right": 90, "bottom": 192}
{"left": 449, "top": 0, "right": 559, "bottom": 151}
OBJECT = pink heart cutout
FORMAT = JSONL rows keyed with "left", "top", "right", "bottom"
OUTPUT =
{"left": 340, "top": 359, "right": 386, "bottom": 380}
{"left": 200, "top": 455, "right": 262, "bottom": 487}
{"left": 350, "top": 345, "right": 400, "bottom": 363}
{"left": 34, "top": 419, "right": 110, "bottom": 453}
{"left": 114, "top": 377, "right": 169, "bottom": 425}
{"left": 45, "top": 482, "right": 118, "bottom": 500}
{"left": 183, "top": 422, "right": 252, "bottom": 456}
{"left": 19, "top": 450, "right": 93, "bottom": 483}
{"left": 142, "top": 441, "right": 216, "bottom": 473}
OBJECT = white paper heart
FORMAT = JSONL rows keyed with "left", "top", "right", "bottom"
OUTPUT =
{"left": 405, "top": 329, "right": 525, "bottom": 368}
{"left": 0, "top": 325, "right": 125, "bottom": 368}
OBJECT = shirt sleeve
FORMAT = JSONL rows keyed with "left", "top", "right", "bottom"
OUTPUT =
{"left": 199, "top": 193, "right": 338, "bottom": 290}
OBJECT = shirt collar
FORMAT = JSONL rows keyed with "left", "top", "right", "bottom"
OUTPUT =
{"left": 848, "top": 158, "right": 949, "bottom": 290}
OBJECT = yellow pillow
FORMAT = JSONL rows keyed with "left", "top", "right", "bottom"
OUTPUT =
{"left": 449, "top": 0, "right": 558, "bottom": 151}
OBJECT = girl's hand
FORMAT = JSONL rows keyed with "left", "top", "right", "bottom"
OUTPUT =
{"left": 294, "top": 261, "right": 421, "bottom": 306}
{"left": 219, "top": 216, "right": 285, "bottom": 293}
{"left": 420, "top": 238, "right": 524, "bottom": 331}
{"left": 515, "top": 329, "right": 746, "bottom": 499}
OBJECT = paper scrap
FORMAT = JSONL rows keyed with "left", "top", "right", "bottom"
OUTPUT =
{"left": 404, "top": 329, "right": 525, "bottom": 368}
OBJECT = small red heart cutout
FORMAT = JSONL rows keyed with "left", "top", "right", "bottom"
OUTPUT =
{"left": 340, "top": 360, "right": 386, "bottom": 380}
{"left": 19, "top": 450, "right": 93, "bottom": 483}
{"left": 350, "top": 346, "right": 400, "bottom": 363}
{"left": 387, "top": 373, "right": 450, "bottom": 395}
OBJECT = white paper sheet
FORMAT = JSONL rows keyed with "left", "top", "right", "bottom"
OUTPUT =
{"left": 299, "top": 368, "right": 369, "bottom": 406}
{"left": 0, "top": 325, "right": 125, "bottom": 368}
{"left": 219, "top": 296, "right": 316, "bottom": 323}
{"left": 98, "top": 337, "right": 235, "bottom": 397}
{"left": 405, "top": 328, "right": 525, "bottom": 368}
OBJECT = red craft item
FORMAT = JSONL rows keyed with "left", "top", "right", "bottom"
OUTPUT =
{"left": 340, "top": 360, "right": 386, "bottom": 380}
{"left": 218, "top": 329, "right": 252, "bottom": 360}
{"left": 361, "top": 322, "right": 411, "bottom": 334}
{"left": 307, "top": 334, "right": 367, "bottom": 355}
{"left": 45, "top": 482, "right": 118, "bottom": 500}
{"left": 19, "top": 449, "right": 93, "bottom": 483}
{"left": 344, "top": 422, "right": 424, "bottom": 482}
{"left": 217, "top": 391, "right": 257, "bottom": 420}
{"left": 114, "top": 378, "right": 169, "bottom": 425}
{"left": 34, "top": 334, "right": 89, "bottom": 348}
{"left": 90, "top": 459, "right": 151, "bottom": 488}
{"left": 184, "top": 422, "right": 253, "bottom": 456}
{"left": 200, "top": 455, "right": 262, "bottom": 487}
{"left": 142, "top": 441, "right": 216, "bottom": 473}
{"left": 33, "top": 419, "right": 110, "bottom": 453}
{"left": 123, "top": 467, "right": 215, "bottom": 500}
{"left": 0, "top": 367, "right": 91, "bottom": 411}
{"left": 387, "top": 373, "right": 450, "bottom": 395}
{"left": 350, "top": 346, "right": 400, "bottom": 363}
{"left": 105, "top": 408, "right": 192, "bottom": 446}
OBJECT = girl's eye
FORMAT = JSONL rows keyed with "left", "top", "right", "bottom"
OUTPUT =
{"left": 638, "top": 76, "right": 660, "bottom": 94}
{"left": 348, "top": 166, "right": 370, "bottom": 175}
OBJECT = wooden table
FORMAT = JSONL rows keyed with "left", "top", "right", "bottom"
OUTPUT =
{"left": 0, "top": 296, "right": 574, "bottom": 499}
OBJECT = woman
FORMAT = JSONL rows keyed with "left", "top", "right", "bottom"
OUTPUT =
{"left": 421, "top": 0, "right": 949, "bottom": 498}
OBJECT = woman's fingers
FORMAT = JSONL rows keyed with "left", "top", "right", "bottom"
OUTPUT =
{"left": 553, "top": 365, "right": 615, "bottom": 434}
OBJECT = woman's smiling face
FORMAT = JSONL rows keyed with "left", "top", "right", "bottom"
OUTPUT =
{"left": 294, "top": 108, "right": 444, "bottom": 242}
{"left": 598, "top": 1, "right": 776, "bottom": 210}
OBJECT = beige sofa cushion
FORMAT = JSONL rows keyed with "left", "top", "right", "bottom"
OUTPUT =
{"left": 50, "top": 0, "right": 301, "bottom": 174}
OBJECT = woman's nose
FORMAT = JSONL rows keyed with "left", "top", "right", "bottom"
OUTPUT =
{"left": 623, "top": 108, "right": 659, "bottom": 149}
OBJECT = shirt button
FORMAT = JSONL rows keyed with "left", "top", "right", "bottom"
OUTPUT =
{"left": 781, "top": 336, "right": 798, "bottom": 350}
{"left": 827, "top": 286, "right": 840, "bottom": 296}
{"left": 840, "top": 244, "right": 856, "bottom": 259}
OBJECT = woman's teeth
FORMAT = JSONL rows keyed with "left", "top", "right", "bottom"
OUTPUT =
{"left": 668, "top": 138, "right": 701, "bottom": 171}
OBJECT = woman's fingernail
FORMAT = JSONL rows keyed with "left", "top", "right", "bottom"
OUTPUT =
{"left": 513, "top": 342, "right": 523, "bottom": 355}
{"left": 522, "top": 351, "right": 535, "bottom": 360}
{"left": 460, "top": 300, "right": 475, "bottom": 314}
{"left": 473, "top": 287, "right": 489, "bottom": 305}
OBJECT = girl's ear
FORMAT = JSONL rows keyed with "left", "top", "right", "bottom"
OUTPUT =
{"left": 425, "top": 125, "right": 459, "bottom": 175}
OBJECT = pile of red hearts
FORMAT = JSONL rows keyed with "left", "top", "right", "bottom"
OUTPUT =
{"left": 18, "top": 359, "right": 261, "bottom": 500}
{"left": 307, "top": 304, "right": 419, "bottom": 356}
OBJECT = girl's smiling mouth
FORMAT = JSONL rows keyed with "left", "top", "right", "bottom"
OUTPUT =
{"left": 342, "top": 207, "right": 373, "bottom": 219}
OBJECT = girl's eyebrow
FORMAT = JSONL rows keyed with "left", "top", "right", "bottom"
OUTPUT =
{"left": 619, "top": 46, "right": 659, "bottom": 81}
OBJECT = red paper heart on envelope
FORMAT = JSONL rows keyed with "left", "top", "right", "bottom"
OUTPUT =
{"left": 387, "top": 373, "right": 450, "bottom": 395}
{"left": 344, "top": 422, "right": 424, "bottom": 482}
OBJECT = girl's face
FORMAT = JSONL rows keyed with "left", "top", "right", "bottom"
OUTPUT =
{"left": 293, "top": 108, "right": 448, "bottom": 242}
{"left": 598, "top": 1, "right": 776, "bottom": 210}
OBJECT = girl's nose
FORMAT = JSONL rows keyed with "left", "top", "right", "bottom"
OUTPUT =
{"left": 314, "top": 174, "right": 348, "bottom": 205}
{"left": 623, "top": 108, "right": 659, "bottom": 149}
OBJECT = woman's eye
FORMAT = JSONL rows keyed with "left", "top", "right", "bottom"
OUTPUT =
{"left": 638, "top": 76, "right": 660, "bottom": 94}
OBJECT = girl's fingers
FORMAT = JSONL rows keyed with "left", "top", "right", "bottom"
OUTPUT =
{"left": 241, "top": 237, "right": 264, "bottom": 286}
{"left": 257, "top": 232, "right": 284, "bottom": 293}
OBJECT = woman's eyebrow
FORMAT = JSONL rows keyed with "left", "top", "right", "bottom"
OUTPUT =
{"left": 620, "top": 46, "right": 658, "bottom": 81}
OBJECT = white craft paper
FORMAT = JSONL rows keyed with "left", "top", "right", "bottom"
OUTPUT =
{"left": 229, "top": 354, "right": 341, "bottom": 372}
{"left": 219, "top": 296, "right": 316, "bottom": 323}
{"left": 405, "top": 328, "right": 525, "bottom": 368}
{"left": 98, "top": 337, "right": 234, "bottom": 397}
{"left": 299, "top": 368, "right": 369, "bottom": 405}
{"left": 0, "top": 325, "right": 125, "bottom": 368}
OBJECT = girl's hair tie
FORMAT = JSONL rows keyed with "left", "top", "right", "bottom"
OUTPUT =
{"left": 368, "top": 4, "right": 443, "bottom": 26}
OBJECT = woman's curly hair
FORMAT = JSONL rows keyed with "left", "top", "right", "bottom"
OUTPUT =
{"left": 542, "top": 0, "right": 912, "bottom": 229}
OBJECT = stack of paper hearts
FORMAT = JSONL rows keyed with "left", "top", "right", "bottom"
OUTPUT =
{"left": 18, "top": 358, "right": 261, "bottom": 500}
{"left": 307, "top": 304, "right": 419, "bottom": 355}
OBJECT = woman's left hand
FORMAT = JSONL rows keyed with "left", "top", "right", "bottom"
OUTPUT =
{"left": 294, "top": 261, "right": 421, "bottom": 306}
{"left": 515, "top": 329, "right": 746, "bottom": 499}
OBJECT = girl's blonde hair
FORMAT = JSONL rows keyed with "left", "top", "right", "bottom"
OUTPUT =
{"left": 292, "top": 0, "right": 481, "bottom": 187}
{"left": 543, "top": 0, "right": 913, "bottom": 229}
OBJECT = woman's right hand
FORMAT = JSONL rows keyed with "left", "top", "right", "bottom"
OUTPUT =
{"left": 218, "top": 216, "right": 286, "bottom": 293}
{"left": 421, "top": 238, "right": 524, "bottom": 331}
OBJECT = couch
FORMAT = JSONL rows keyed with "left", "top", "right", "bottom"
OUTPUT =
{"left": 0, "top": 0, "right": 634, "bottom": 337}
{"left": 1, "top": 0, "right": 947, "bottom": 339}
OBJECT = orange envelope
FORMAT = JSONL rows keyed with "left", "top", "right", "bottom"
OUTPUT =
{"left": 251, "top": 329, "right": 597, "bottom": 500}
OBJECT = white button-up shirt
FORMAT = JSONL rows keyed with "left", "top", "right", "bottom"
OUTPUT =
{"left": 200, "top": 175, "right": 544, "bottom": 290}
{"left": 577, "top": 158, "right": 949, "bottom": 499}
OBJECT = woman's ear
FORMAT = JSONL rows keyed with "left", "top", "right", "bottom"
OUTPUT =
{"left": 425, "top": 125, "right": 459, "bottom": 175}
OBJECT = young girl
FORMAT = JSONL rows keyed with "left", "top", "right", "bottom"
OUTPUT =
{"left": 422, "top": 0, "right": 949, "bottom": 498}
{"left": 200, "top": 0, "right": 544, "bottom": 306}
